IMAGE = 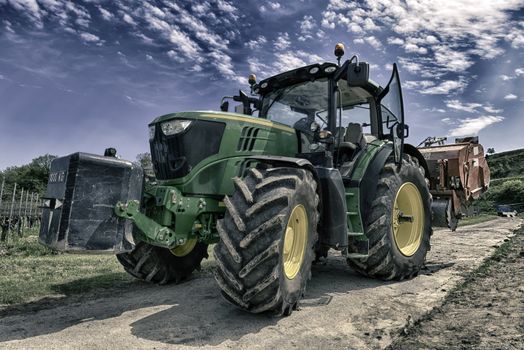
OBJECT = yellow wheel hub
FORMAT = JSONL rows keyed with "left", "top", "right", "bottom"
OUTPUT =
{"left": 170, "top": 238, "right": 197, "bottom": 257}
{"left": 392, "top": 182, "right": 424, "bottom": 257}
{"left": 283, "top": 204, "right": 308, "bottom": 280}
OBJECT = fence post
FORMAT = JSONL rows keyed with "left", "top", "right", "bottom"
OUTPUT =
{"left": 29, "top": 192, "right": 34, "bottom": 217}
{"left": 0, "top": 177, "right": 4, "bottom": 215}
{"left": 17, "top": 188, "right": 24, "bottom": 237}
{"left": 23, "top": 189, "right": 30, "bottom": 229}
{"left": 5, "top": 183, "right": 17, "bottom": 242}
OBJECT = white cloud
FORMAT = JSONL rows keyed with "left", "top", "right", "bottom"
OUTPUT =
{"left": 300, "top": 15, "right": 316, "bottom": 33}
{"left": 365, "top": 36, "right": 381, "bottom": 49}
{"left": 274, "top": 32, "right": 291, "bottom": 50}
{"left": 320, "top": 0, "right": 524, "bottom": 90}
{"left": 8, "top": 0, "right": 43, "bottom": 28}
{"left": 273, "top": 50, "right": 325, "bottom": 74}
{"left": 505, "top": 26, "right": 524, "bottom": 48}
{"left": 216, "top": 0, "right": 237, "bottom": 13}
{"left": 169, "top": 27, "right": 200, "bottom": 58}
{"left": 387, "top": 37, "right": 404, "bottom": 45}
{"left": 434, "top": 45, "right": 473, "bottom": 72}
{"left": 483, "top": 105, "right": 503, "bottom": 113}
{"left": 98, "top": 6, "right": 113, "bottom": 21}
{"left": 501, "top": 74, "right": 514, "bottom": 81}
{"left": 515, "top": 68, "right": 524, "bottom": 76}
{"left": 145, "top": 54, "right": 153, "bottom": 61}
{"left": 504, "top": 93, "right": 518, "bottom": 100}
{"left": 79, "top": 32, "right": 102, "bottom": 44}
{"left": 122, "top": 13, "right": 136, "bottom": 26}
{"left": 449, "top": 116, "right": 504, "bottom": 137}
{"left": 167, "top": 50, "right": 185, "bottom": 63}
{"left": 403, "top": 80, "right": 435, "bottom": 89}
{"left": 267, "top": 2, "right": 281, "bottom": 10}
{"left": 404, "top": 43, "right": 427, "bottom": 55}
{"left": 420, "top": 80, "right": 466, "bottom": 95}
{"left": 353, "top": 38, "right": 364, "bottom": 44}
{"left": 445, "top": 99, "right": 482, "bottom": 113}
{"left": 245, "top": 35, "right": 267, "bottom": 50}
{"left": 363, "top": 17, "right": 379, "bottom": 31}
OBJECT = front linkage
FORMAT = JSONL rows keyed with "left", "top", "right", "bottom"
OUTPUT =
{"left": 114, "top": 185, "right": 224, "bottom": 249}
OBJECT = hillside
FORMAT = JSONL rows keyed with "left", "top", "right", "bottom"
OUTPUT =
{"left": 486, "top": 148, "right": 524, "bottom": 179}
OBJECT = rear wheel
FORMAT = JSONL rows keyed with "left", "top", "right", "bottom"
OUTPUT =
{"left": 214, "top": 166, "right": 319, "bottom": 315}
{"left": 116, "top": 240, "right": 208, "bottom": 284}
{"left": 347, "top": 155, "right": 432, "bottom": 280}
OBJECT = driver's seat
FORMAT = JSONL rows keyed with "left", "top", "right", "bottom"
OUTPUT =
{"left": 337, "top": 123, "right": 367, "bottom": 175}
{"left": 344, "top": 122, "right": 366, "bottom": 149}
{"left": 338, "top": 122, "right": 366, "bottom": 152}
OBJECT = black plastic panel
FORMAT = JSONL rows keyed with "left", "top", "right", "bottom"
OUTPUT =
{"left": 39, "top": 153, "right": 143, "bottom": 253}
{"left": 316, "top": 167, "right": 348, "bottom": 248}
{"left": 150, "top": 120, "right": 225, "bottom": 179}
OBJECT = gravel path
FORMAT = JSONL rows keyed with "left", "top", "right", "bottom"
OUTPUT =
{"left": 0, "top": 217, "right": 521, "bottom": 350}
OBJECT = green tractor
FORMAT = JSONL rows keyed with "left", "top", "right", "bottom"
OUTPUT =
{"left": 40, "top": 44, "right": 432, "bottom": 316}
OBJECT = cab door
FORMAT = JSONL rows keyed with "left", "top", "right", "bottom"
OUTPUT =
{"left": 378, "top": 63, "right": 406, "bottom": 164}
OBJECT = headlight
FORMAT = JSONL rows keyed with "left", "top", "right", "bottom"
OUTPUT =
{"left": 161, "top": 120, "right": 192, "bottom": 136}
{"left": 148, "top": 125, "right": 155, "bottom": 140}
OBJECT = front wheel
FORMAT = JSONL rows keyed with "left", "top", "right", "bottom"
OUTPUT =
{"left": 347, "top": 155, "right": 432, "bottom": 280}
{"left": 116, "top": 240, "right": 208, "bottom": 284}
{"left": 214, "top": 166, "right": 319, "bottom": 315}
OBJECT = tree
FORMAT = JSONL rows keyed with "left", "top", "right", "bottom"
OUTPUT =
{"left": 135, "top": 153, "right": 155, "bottom": 178}
{"left": 0, "top": 154, "right": 57, "bottom": 195}
{"left": 487, "top": 148, "right": 495, "bottom": 155}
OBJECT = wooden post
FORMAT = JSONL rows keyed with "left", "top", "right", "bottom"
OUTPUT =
{"left": 23, "top": 190, "right": 30, "bottom": 228}
{"left": 17, "top": 188, "right": 24, "bottom": 237}
{"left": 29, "top": 192, "right": 33, "bottom": 217}
{"left": 5, "top": 183, "right": 17, "bottom": 242}
{"left": 0, "top": 177, "right": 4, "bottom": 215}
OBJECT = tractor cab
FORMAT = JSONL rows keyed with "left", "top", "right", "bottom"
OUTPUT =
{"left": 221, "top": 46, "right": 408, "bottom": 172}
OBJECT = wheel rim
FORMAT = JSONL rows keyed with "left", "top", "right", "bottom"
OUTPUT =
{"left": 170, "top": 238, "right": 197, "bottom": 257}
{"left": 283, "top": 204, "right": 308, "bottom": 280}
{"left": 392, "top": 182, "right": 424, "bottom": 257}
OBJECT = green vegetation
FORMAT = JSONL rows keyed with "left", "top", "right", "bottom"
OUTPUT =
{"left": 470, "top": 148, "right": 524, "bottom": 214}
{"left": 459, "top": 214, "right": 499, "bottom": 226}
{"left": 0, "top": 231, "right": 137, "bottom": 305}
{"left": 487, "top": 148, "right": 524, "bottom": 179}
{"left": 0, "top": 154, "right": 57, "bottom": 195}
{"left": 0, "top": 229, "right": 216, "bottom": 306}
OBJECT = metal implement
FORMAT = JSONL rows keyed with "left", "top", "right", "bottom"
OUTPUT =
{"left": 418, "top": 136, "right": 490, "bottom": 230}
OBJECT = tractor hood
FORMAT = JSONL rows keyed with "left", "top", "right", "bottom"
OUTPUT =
{"left": 149, "top": 110, "right": 294, "bottom": 133}
{"left": 148, "top": 111, "right": 298, "bottom": 190}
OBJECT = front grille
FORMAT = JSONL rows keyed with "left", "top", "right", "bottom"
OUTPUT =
{"left": 150, "top": 119, "right": 225, "bottom": 179}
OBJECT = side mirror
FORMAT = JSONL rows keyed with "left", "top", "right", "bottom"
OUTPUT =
{"left": 347, "top": 62, "right": 369, "bottom": 87}
{"left": 220, "top": 100, "right": 229, "bottom": 112}
{"left": 393, "top": 123, "right": 409, "bottom": 138}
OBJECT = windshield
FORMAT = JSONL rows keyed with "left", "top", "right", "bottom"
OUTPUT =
{"left": 260, "top": 78, "right": 328, "bottom": 128}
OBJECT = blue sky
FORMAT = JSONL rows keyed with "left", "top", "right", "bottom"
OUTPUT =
{"left": 1, "top": 0, "right": 523, "bottom": 169}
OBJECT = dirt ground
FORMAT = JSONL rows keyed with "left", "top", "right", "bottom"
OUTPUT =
{"left": 0, "top": 218, "right": 522, "bottom": 350}
{"left": 388, "top": 222, "right": 524, "bottom": 350}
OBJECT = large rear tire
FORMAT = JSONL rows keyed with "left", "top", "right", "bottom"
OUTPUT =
{"left": 214, "top": 167, "right": 319, "bottom": 315}
{"left": 347, "top": 155, "right": 432, "bottom": 280}
{"left": 116, "top": 241, "right": 208, "bottom": 284}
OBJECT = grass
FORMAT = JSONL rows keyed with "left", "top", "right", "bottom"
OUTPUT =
{"left": 0, "top": 230, "right": 217, "bottom": 307}
{"left": 459, "top": 213, "right": 499, "bottom": 226}
{"left": 0, "top": 230, "right": 137, "bottom": 306}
